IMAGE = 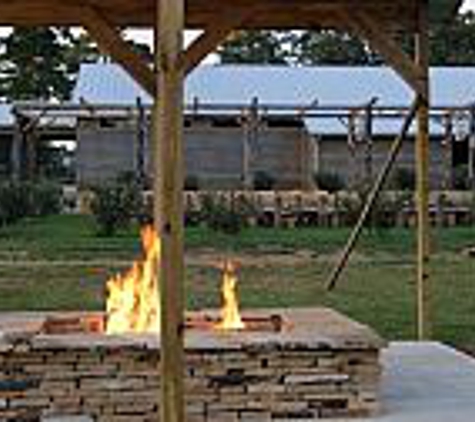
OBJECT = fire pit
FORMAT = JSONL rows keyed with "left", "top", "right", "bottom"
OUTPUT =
{"left": 0, "top": 307, "right": 384, "bottom": 421}
{"left": 0, "top": 228, "right": 385, "bottom": 420}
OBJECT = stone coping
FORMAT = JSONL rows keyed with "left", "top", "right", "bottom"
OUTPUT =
{"left": 0, "top": 307, "right": 386, "bottom": 352}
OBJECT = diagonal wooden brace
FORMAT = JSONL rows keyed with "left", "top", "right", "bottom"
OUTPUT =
{"left": 83, "top": 7, "right": 246, "bottom": 97}
{"left": 339, "top": 8, "right": 425, "bottom": 98}
{"left": 83, "top": 7, "right": 156, "bottom": 96}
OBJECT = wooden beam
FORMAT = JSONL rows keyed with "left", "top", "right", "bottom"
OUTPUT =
{"left": 154, "top": 1, "right": 185, "bottom": 422}
{"left": 414, "top": 0, "right": 431, "bottom": 340}
{"left": 181, "top": 24, "right": 236, "bottom": 74}
{"left": 83, "top": 7, "right": 156, "bottom": 97}
{"left": 339, "top": 8, "right": 424, "bottom": 95}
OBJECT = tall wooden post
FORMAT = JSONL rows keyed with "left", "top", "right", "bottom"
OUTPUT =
{"left": 442, "top": 113, "right": 453, "bottom": 190}
{"left": 154, "top": 0, "right": 185, "bottom": 421}
{"left": 243, "top": 97, "right": 259, "bottom": 189}
{"left": 11, "top": 115, "right": 22, "bottom": 180}
{"left": 468, "top": 105, "right": 475, "bottom": 190}
{"left": 415, "top": 0, "right": 431, "bottom": 340}
{"left": 364, "top": 99, "right": 375, "bottom": 189}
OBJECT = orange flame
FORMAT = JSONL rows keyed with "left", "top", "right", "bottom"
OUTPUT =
{"left": 215, "top": 260, "right": 246, "bottom": 330}
{"left": 106, "top": 225, "right": 160, "bottom": 334}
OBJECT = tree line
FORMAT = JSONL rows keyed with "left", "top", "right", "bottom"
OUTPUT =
{"left": 1, "top": 11, "right": 475, "bottom": 101}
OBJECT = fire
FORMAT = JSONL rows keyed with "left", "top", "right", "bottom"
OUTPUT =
{"left": 215, "top": 260, "right": 246, "bottom": 330}
{"left": 106, "top": 225, "right": 160, "bottom": 334}
{"left": 105, "top": 225, "right": 245, "bottom": 334}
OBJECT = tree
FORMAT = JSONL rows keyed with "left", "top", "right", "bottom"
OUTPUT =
{"left": 62, "top": 31, "right": 101, "bottom": 75}
{"left": 290, "top": 31, "right": 376, "bottom": 65}
{"left": 0, "top": 28, "right": 70, "bottom": 101}
{"left": 0, "top": 28, "right": 100, "bottom": 101}
{"left": 217, "top": 31, "right": 288, "bottom": 65}
{"left": 430, "top": 11, "right": 475, "bottom": 65}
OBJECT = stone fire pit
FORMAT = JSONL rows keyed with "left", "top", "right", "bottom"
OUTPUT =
{"left": 0, "top": 308, "right": 385, "bottom": 421}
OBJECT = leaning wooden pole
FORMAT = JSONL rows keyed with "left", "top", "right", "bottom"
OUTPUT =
{"left": 154, "top": 0, "right": 186, "bottom": 421}
{"left": 326, "top": 99, "right": 420, "bottom": 291}
{"left": 415, "top": 0, "right": 431, "bottom": 340}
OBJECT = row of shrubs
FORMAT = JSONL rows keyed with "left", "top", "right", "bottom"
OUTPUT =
{"left": 0, "top": 180, "right": 62, "bottom": 227}
{"left": 187, "top": 166, "right": 474, "bottom": 193}
{"left": 89, "top": 175, "right": 257, "bottom": 236}
{"left": 89, "top": 172, "right": 419, "bottom": 236}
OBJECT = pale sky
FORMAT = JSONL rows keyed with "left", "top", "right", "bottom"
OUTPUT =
{"left": 461, "top": 0, "right": 475, "bottom": 11}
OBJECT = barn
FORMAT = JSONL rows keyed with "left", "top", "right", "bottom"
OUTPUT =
{"left": 71, "top": 63, "right": 475, "bottom": 190}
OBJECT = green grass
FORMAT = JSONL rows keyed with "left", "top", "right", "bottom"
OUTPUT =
{"left": 0, "top": 215, "right": 474, "bottom": 347}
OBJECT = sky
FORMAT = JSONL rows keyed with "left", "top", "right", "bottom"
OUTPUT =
{"left": 462, "top": 0, "right": 475, "bottom": 11}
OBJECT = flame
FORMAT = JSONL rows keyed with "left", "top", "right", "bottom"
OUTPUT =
{"left": 106, "top": 225, "right": 160, "bottom": 334}
{"left": 215, "top": 260, "right": 246, "bottom": 330}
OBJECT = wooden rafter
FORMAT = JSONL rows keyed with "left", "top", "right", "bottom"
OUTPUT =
{"left": 83, "top": 7, "right": 156, "bottom": 97}
{"left": 181, "top": 24, "right": 236, "bottom": 74}
{"left": 339, "top": 8, "right": 424, "bottom": 96}
{"left": 0, "top": 0, "right": 430, "bottom": 30}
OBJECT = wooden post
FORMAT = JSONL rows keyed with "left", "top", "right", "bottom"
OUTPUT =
{"left": 364, "top": 99, "right": 376, "bottom": 189}
{"left": 154, "top": 0, "right": 185, "bottom": 421}
{"left": 442, "top": 112, "right": 453, "bottom": 190}
{"left": 11, "top": 113, "right": 22, "bottom": 180}
{"left": 468, "top": 105, "right": 475, "bottom": 190}
{"left": 243, "top": 97, "right": 259, "bottom": 189}
{"left": 415, "top": 0, "right": 431, "bottom": 340}
{"left": 136, "top": 96, "right": 147, "bottom": 189}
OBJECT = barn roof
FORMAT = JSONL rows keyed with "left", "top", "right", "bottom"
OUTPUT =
{"left": 74, "top": 63, "right": 475, "bottom": 107}
{"left": 72, "top": 62, "right": 475, "bottom": 136}
{"left": 0, "top": 104, "right": 14, "bottom": 127}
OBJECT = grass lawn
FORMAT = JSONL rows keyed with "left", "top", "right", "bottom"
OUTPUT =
{"left": 0, "top": 214, "right": 474, "bottom": 347}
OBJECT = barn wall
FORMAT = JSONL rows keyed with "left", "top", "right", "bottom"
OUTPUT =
{"left": 76, "top": 124, "right": 137, "bottom": 185}
{"left": 76, "top": 119, "right": 312, "bottom": 189}
{"left": 318, "top": 137, "right": 445, "bottom": 189}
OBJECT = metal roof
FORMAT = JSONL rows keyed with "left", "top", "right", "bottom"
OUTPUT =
{"left": 0, "top": 104, "right": 14, "bottom": 127}
{"left": 73, "top": 63, "right": 475, "bottom": 136}
{"left": 74, "top": 63, "right": 475, "bottom": 107}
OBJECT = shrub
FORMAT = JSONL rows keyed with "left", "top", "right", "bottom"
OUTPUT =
{"left": 90, "top": 177, "right": 143, "bottom": 236}
{"left": 370, "top": 192, "right": 410, "bottom": 228}
{"left": 200, "top": 193, "right": 255, "bottom": 235}
{"left": 391, "top": 167, "right": 416, "bottom": 191}
{"left": 30, "top": 180, "right": 62, "bottom": 216}
{"left": 184, "top": 174, "right": 200, "bottom": 191}
{"left": 0, "top": 179, "right": 62, "bottom": 227}
{"left": 314, "top": 171, "right": 346, "bottom": 193}
{"left": 334, "top": 193, "right": 362, "bottom": 226}
{"left": 453, "top": 165, "right": 469, "bottom": 190}
{"left": 253, "top": 171, "right": 275, "bottom": 191}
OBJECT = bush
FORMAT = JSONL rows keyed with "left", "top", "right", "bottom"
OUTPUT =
{"left": 90, "top": 177, "right": 143, "bottom": 236}
{"left": 391, "top": 167, "right": 416, "bottom": 191}
{"left": 200, "top": 193, "right": 255, "bottom": 235}
{"left": 370, "top": 192, "right": 410, "bottom": 228}
{"left": 334, "top": 193, "right": 362, "bottom": 226}
{"left": 184, "top": 174, "right": 200, "bottom": 191}
{"left": 0, "top": 179, "right": 62, "bottom": 227}
{"left": 253, "top": 171, "right": 275, "bottom": 191}
{"left": 453, "top": 165, "right": 469, "bottom": 190}
{"left": 30, "top": 181, "right": 63, "bottom": 216}
{"left": 314, "top": 171, "right": 346, "bottom": 193}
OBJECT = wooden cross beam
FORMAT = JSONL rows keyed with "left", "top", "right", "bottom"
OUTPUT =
{"left": 84, "top": 9, "right": 246, "bottom": 97}
{"left": 339, "top": 8, "right": 425, "bottom": 97}
{"left": 83, "top": 7, "right": 156, "bottom": 97}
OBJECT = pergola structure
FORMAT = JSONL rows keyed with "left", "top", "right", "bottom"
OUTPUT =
{"left": 0, "top": 1, "right": 461, "bottom": 421}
